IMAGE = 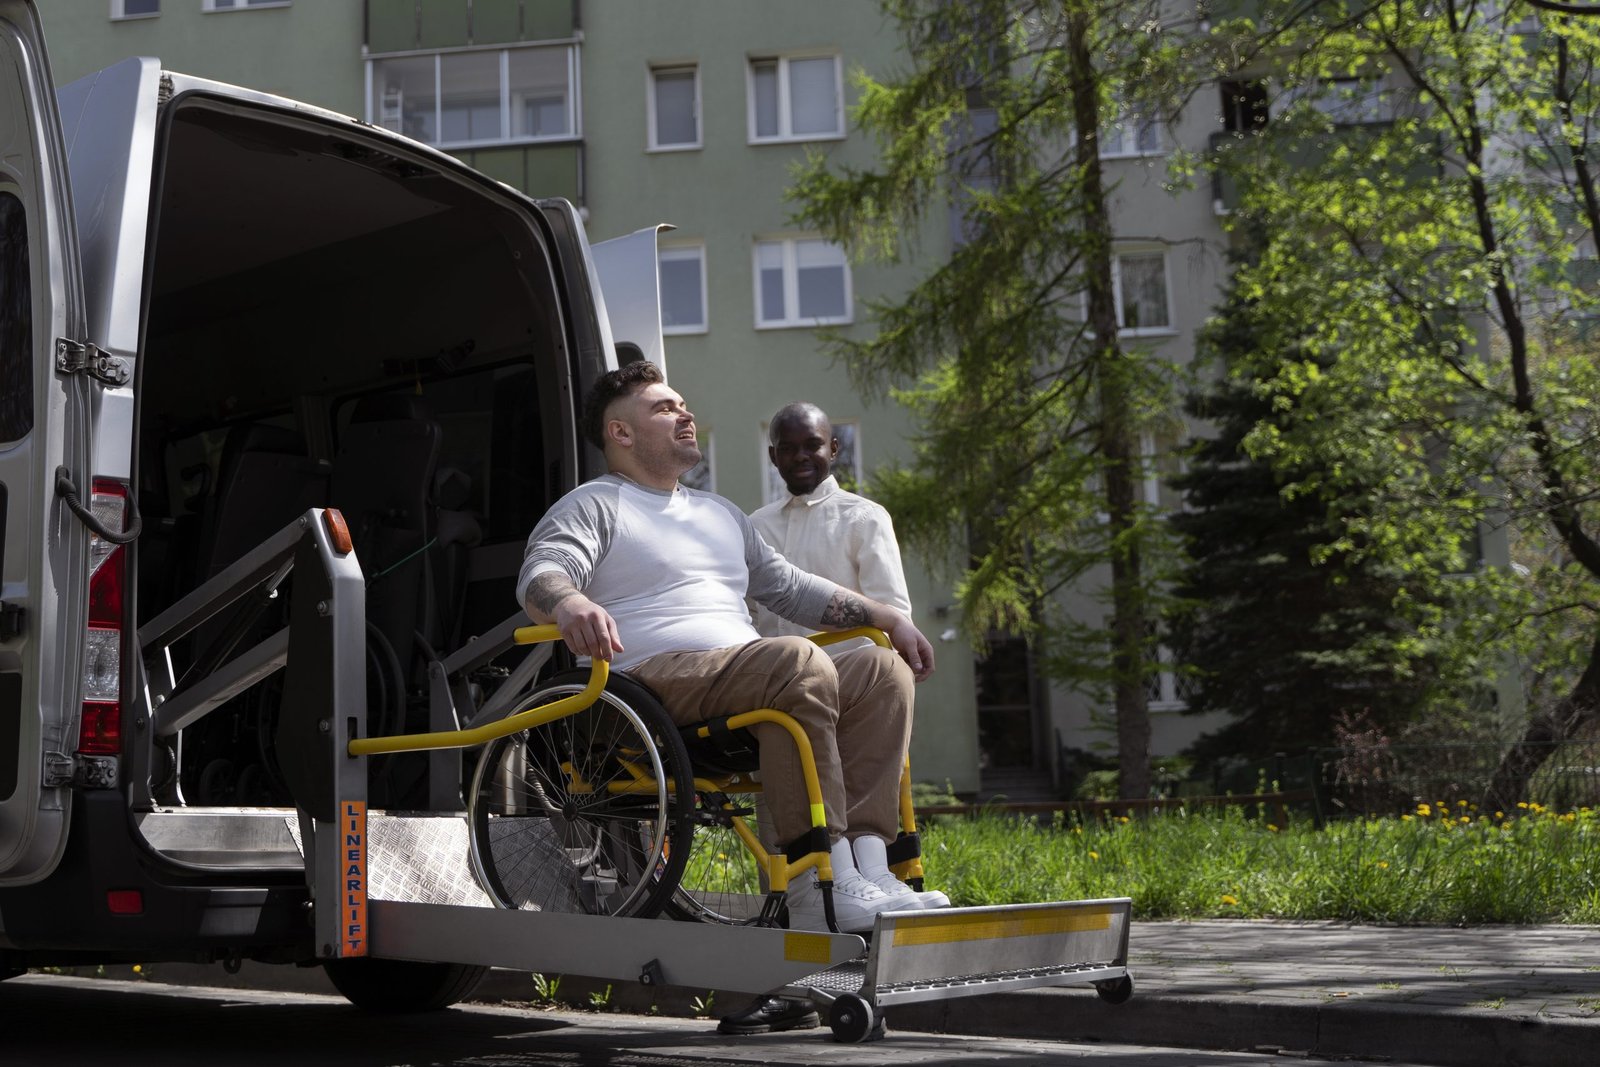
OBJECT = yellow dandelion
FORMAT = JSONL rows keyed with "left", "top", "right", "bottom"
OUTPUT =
{"left": 1267, "top": 824, "right": 1280, "bottom": 833}
{"left": 1118, "top": 816, "right": 1130, "bottom": 824}
{"left": 1401, "top": 814, "right": 1414, "bottom": 822}
{"left": 1495, "top": 811, "right": 1505, "bottom": 819}
{"left": 1517, "top": 801, "right": 1528, "bottom": 809}
{"left": 1089, "top": 851, "right": 1100, "bottom": 861}
{"left": 1221, "top": 894, "right": 1239, "bottom": 906}
{"left": 1417, "top": 804, "right": 1432, "bottom": 817}
{"left": 1457, "top": 800, "right": 1469, "bottom": 808}
{"left": 1377, "top": 861, "right": 1389, "bottom": 869}
{"left": 132, "top": 965, "right": 142, "bottom": 974}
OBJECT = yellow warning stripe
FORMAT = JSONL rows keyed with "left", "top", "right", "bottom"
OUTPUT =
{"left": 784, "top": 932, "right": 835, "bottom": 964}
{"left": 891, "top": 905, "right": 1113, "bottom": 947}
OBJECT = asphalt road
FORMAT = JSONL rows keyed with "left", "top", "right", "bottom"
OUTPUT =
{"left": 1, "top": 974, "right": 1436, "bottom": 1066}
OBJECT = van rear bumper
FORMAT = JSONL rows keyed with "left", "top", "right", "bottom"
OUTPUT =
{"left": 0, "top": 792, "right": 311, "bottom": 966}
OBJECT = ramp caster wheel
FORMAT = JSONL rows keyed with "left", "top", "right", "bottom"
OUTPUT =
{"left": 829, "top": 993, "right": 883, "bottom": 1042}
{"left": 1095, "top": 974, "right": 1134, "bottom": 1005}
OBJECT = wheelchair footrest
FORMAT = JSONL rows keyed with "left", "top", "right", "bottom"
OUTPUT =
{"left": 779, "top": 897, "right": 1132, "bottom": 1010}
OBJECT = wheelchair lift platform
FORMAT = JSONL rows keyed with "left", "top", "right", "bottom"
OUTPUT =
{"left": 371, "top": 892, "right": 1132, "bottom": 1041}
{"left": 353, "top": 814, "right": 1132, "bottom": 1043}
{"left": 312, "top": 810, "right": 1135, "bottom": 1041}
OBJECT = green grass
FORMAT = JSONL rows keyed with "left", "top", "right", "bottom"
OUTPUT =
{"left": 914, "top": 800, "right": 1600, "bottom": 925}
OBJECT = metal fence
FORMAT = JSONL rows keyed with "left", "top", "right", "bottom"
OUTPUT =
{"left": 1309, "top": 740, "right": 1600, "bottom": 820}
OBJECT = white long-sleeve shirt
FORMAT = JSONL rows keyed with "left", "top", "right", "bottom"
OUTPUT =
{"left": 518, "top": 474, "right": 836, "bottom": 672}
{"left": 748, "top": 476, "right": 911, "bottom": 653}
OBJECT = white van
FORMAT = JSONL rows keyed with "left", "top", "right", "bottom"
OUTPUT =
{"left": 0, "top": 1, "right": 650, "bottom": 1008}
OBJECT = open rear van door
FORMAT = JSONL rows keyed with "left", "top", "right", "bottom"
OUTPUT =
{"left": 0, "top": 0, "right": 93, "bottom": 885}
{"left": 591, "top": 224, "right": 669, "bottom": 375}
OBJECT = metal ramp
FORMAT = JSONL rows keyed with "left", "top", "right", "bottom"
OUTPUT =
{"left": 362, "top": 892, "right": 1132, "bottom": 1041}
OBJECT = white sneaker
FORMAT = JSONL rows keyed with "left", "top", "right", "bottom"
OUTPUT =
{"left": 852, "top": 834, "right": 951, "bottom": 909}
{"left": 785, "top": 840, "right": 903, "bottom": 933}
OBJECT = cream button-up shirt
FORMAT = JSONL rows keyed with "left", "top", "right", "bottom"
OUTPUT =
{"left": 748, "top": 475, "right": 912, "bottom": 653}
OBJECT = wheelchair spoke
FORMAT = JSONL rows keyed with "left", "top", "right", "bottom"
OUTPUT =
{"left": 468, "top": 680, "right": 692, "bottom": 920}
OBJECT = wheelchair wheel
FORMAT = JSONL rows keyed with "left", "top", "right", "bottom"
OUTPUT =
{"left": 667, "top": 798, "right": 771, "bottom": 924}
{"left": 468, "top": 671, "right": 693, "bottom": 918}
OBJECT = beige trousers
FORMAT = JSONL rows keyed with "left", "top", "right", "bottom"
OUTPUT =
{"left": 625, "top": 636, "right": 913, "bottom": 848}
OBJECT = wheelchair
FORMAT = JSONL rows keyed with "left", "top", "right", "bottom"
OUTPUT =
{"left": 465, "top": 625, "right": 928, "bottom": 932}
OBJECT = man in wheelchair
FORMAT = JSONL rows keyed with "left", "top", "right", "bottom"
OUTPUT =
{"left": 517, "top": 362, "right": 938, "bottom": 938}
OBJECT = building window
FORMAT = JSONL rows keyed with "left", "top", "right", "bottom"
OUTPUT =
{"left": 1145, "top": 642, "right": 1194, "bottom": 710}
{"left": 1220, "top": 80, "right": 1269, "bottom": 134}
{"left": 659, "top": 244, "right": 707, "bottom": 334}
{"left": 368, "top": 45, "right": 579, "bottom": 149}
{"left": 764, "top": 420, "right": 860, "bottom": 504}
{"left": 1114, "top": 251, "right": 1172, "bottom": 334}
{"left": 649, "top": 65, "right": 700, "bottom": 151}
{"left": 682, "top": 429, "right": 715, "bottom": 492}
{"left": 1311, "top": 78, "right": 1390, "bottom": 125}
{"left": 754, "top": 238, "right": 851, "bottom": 329}
{"left": 748, "top": 54, "right": 843, "bottom": 143}
{"left": 204, "top": 0, "right": 291, "bottom": 10}
{"left": 1101, "top": 108, "right": 1162, "bottom": 158}
{"left": 111, "top": 0, "right": 160, "bottom": 17}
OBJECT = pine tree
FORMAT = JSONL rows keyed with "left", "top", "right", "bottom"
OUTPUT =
{"left": 1167, "top": 266, "right": 1445, "bottom": 766}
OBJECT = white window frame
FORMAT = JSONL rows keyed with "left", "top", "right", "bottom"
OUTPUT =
{"left": 111, "top": 0, "right": 161, "bottom": 18}
{"left": 1112, "top": 248, "right": 1175, "bottom": 337}
{"left": 762, "top": 419, "right": 861, "bottom": 504}
{"left": 648, "top": 63, "right": 701, "bottom": 152}
{"left": 1100, "top": 106, "right": 1163, "bottom": 158}
{"left": 658, "top": 242, "right": 708, "bottom": 335}
{"left": 752, "top": 236, "right": 853, "bottom": 330}
{"left": 746, "top": 53, "right": 845, "bottom": 144}
{"left": 204, "top": 0, "right": 292, "bottom": 11}
{"left": 365, "top": 44, "right": 582, "bottom": 151}
{"left": 1145, "top": 642, "right": 1192, "bottom": 712}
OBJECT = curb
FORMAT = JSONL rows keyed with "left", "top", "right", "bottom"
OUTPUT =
{"left": 882, "top": 988, "right": 1593, "bottom": 1067}
{"left": 65, "top": 961, "right": 1595, "bottom": 1066}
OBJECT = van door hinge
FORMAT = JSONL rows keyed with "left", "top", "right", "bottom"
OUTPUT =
{"left": 56, "top": 338, "right": 130, "bottom": 387}
{"left": 42, "top": 751, "right": 75, "bottom": 788}
{"left": 41, "top": 751, "right": 119, "bottom": 790}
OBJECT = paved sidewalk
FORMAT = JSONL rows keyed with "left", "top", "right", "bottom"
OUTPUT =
{"left": 120, "top": 919, "right": 1600, "bottom": 1066}
{"left": 888, "top": 920, "right": 1600, "bottom": 1066}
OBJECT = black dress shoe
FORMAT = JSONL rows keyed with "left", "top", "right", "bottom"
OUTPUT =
{"left": 716, "top": 995, "right": 820, "bottom": 1035}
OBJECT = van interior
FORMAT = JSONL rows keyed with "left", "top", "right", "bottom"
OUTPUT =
{"left": 133, "top": 97, "right": 575, "bottom": 822}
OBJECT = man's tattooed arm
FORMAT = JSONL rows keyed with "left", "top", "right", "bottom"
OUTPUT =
{"left": 819, "top": 589, "right": 871, "bottom": 629}
{"left": 525, "top": 570, "right": 624, "bottom": 660}
{"left": 526, "top": 571, "right": 582, "bottom": 622}
{"left": 818, "top": 585, "right": 935, "bottom": 681}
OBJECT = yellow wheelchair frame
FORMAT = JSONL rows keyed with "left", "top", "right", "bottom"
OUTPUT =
{"left": 350, "top": 624, "right": 926, "bottom": 932}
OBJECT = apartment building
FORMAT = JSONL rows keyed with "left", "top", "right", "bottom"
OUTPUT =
{"left": 42, "top": 1, "right": 1242, "bottom": 797}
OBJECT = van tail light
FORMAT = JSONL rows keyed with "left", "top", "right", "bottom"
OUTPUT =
{"left": 79, "top": 480, "right": 129, "bottom": 758}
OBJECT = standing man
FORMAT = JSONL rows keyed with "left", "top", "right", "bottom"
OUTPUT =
{"left": 751, "top": 402, "right": 949, "bottom": 911}
{"left": 518, "top": 364, "right": 935, "bottom": 945}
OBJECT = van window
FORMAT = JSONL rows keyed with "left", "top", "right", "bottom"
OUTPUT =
{"left": 0, "top": 191, "right": 32, "bottom": 443}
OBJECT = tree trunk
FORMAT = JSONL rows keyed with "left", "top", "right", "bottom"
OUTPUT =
{"left": 1066, "top": 9, "right": 1150, "bottom": 799}
{"left": 1483, "top": 627, "right": 1600, "bottom": 811}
